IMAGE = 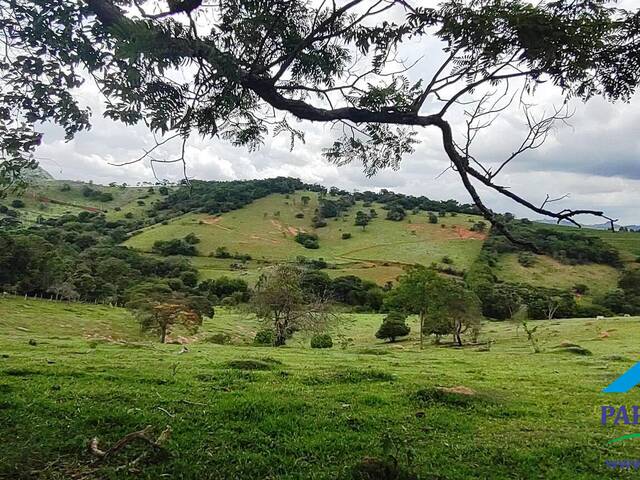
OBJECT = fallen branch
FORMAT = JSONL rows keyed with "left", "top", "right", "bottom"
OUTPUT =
{"left": 89, "top": 425, "right": 172, "bottom": 466}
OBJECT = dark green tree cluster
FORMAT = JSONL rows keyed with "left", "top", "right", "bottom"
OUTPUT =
{"left": 152, "top": 236, "right": 199, "bottom": 256}
{"left": 0, "top": 221, "right": 199, "bottom": 305}
{"left": 295, "top": 232, "right": 319, "bottom": 249}
{"left": 82, "top": 186, "right": 113, "bottom": 202}
{"left": 375, "top": 312, "right": 410, "bottom": 342}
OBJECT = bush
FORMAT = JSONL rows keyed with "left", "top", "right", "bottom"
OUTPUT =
{"left": 573, "top": 283, "right": 590, "bottom": 295}
{"left": 375, "top": 312, "right": 411, "bottom": 342}
{"left": 342, "top": 232, "right": 352, "bottom": 240}
{"left": 205, "top": 333, "right": 231, "bottom": 345}
{"left": 442, "top": 256, "right": 453, "bottom": 265}
{"left": 10, "top": 199, "right": 25, "bottom": 208}
{"left": 517, "top": 252, "right": 536, "bottom": 267}
{"left": 254, "top": 328, "right": 275, "bottom": 346}
{"left": 311, "top": 216, "right": 327, "bottom": 228}
{"left": 310, "top": 333, "right": 333, "bottom": 349}
{"left": 295, "top": 212, "right": 305, "bottom": 218}
{"left": 428, "top": 213, "right": 438, "bottom": 224}
{"left": 295, "top": 232, "right": 319, "bottom": 249}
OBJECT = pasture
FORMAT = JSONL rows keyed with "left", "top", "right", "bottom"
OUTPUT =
{"left": 2, "top": 296, "right": 640, "bottom": 479}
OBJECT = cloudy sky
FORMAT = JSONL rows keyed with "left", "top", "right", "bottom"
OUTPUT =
{"left": 34, "top": 3, "right": 640, "bottom": 225}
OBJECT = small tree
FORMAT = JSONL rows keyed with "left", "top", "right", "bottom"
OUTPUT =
{"left": 425, "top": 277, "right": 482, "bottom": 346}
{"left": 375, "top": 312, "right": 410, "bottom": 343}
{"left": 300, "top": 195, "right": 310, "bottom": 207}
{"left": 251, "top": 264, "right": 333, "bottom": 346}
{"left": 385, "top": 265, "right": 438, "bottom": 349}
{"left": 428, "top": 213, "right": 438, "bottom": 224}
{"left": 355, "top": 210, "right": 370, "bottom": 230}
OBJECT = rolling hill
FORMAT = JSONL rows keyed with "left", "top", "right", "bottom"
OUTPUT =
{"left": 124, "top": 191, "right": 488, "bottom": 284}
{"left": 2, "top": 175, "right": 638, "bottom": 298}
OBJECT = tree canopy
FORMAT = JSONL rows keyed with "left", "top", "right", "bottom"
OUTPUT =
{"left": 1, "top": 0, "right": 639, "bottom": 238}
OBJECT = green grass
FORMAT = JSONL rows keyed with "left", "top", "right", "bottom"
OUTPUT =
{"left": 125, "top": 192, "right": 486, "bottom": 284}
{"left": 3, "top": 295, "right": 640, "bottom": 479}
{"left": 496, "top": 253, "right": 621, "bottom": 297}
{"left": 1, "top": 180, "right": 166, "bottom": 224}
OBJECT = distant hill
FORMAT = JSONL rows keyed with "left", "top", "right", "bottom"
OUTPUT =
{"left": 22, "top": 165, "right": 54, "bottom": 182}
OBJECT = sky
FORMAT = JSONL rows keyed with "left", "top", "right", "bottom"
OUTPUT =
{"left": 33, "top": 2, "right": 640, "bottom": 225}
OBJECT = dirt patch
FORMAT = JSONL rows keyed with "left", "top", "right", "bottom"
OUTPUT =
{"left": 452, "top": 226, "right": 486, "bottom": 240}
{"left": 439, "top": 385, "right": 476, "bottom": 396}
{"left": 202, "top": 216, "right": 223, "bottom": 225}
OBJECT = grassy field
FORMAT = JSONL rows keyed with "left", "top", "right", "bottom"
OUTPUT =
{"left": 3, "top": 295, "right": 640, "bottom": 479}
{"left": 495, "top": 253, "right": 621, "bottom": 297}
{"left": 125, "top": 192, "right": 486, "bottom": 285}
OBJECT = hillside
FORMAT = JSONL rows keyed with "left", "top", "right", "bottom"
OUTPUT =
{"left": 2, "top": 295, "right": 640, "bottom": 479}
{"left": 2, "top": 175, "right": 638, "bottom": 299}
{"left": 124, "top": 191, "right": 487, "bottom": 284}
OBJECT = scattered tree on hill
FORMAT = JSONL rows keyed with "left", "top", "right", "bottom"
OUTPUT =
{"left": 251, "top": 265, "right": 333, "bottom": 346}
{"left": 375, "top": 312, "right": 411, "bottom": 343}
{"left": 386, "top": 205, "right": 406, "bottom": 222}
{"left": 355, "top": 211, "right": 369, "bottom": 230}
{"left": 152, "top": 238, "right": 198, "bottom": 256}
{"left": 428, "top": 213, "right": 438, "bottom": 224}
{"left": 300, "top": 196, "right": 310, "bottom": 207}
{"left": 295, "top": 232, "right": 319, "bottom": 249}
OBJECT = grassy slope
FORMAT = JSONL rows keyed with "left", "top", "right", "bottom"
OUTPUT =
{"left": 2, "top": 296, "right": 640, "bottom": 479}
{"left": 125, "top": 192, "right": 486, "bottom": 284}
{"left": 495, "top": 253, "right": 621, "bottom": 295}
{"left": 494, "top": 223, "right": 640, "bottom": 298}
{"left": 1, "top": 180, "right": 165, "bottom": 224}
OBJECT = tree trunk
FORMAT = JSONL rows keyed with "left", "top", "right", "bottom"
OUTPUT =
{"left": 160, "top": 326, "right": 167, "bottom": 343}
{"left": 274, "top": 317, "right": 287, "bottom": 346}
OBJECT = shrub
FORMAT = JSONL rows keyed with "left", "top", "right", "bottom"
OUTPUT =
{"left": 517, "top": 252, "right": 536, "bottom": 267}
{"left": 442, "top": 256, "right": 453, "bottom": 265}
{"left": 124, "top": 212, "right": 134, "bottom": 219}
{"left": 205, "top": 333, "right": 231, "bottom": 345}
{"left": 342, "top": 232, "right": 352, "bottom": 240}
{"left": 375, "top": 312, "right": 410, "bottom": 342}
{"left": 428, "top": 213, "right": 438, "bottom": 224}
{"left": 254, "top": 328, "right": 275, "bottom": 346}
{"left": 295, "top": 232, "right": 320, "bottom": 249}
{"left": 295, "top": 212, "right": 305, "bottom": 218}
{"left": 10, "top": 199, "right": 25, "bottom": 208}
{"left": 311, "top": 216, "right": 327, "bottom": 228}
{"left": 60, "top": 183, "right": 71, "bottom": 192}
{"left": 310, "top": 333, "right": 333, "bottom": 349}
{"left": 184, "top": 232, "right": 200, "bottom": 244}
{"left": 573, "top": 283, "right": 590, "bottom": 295}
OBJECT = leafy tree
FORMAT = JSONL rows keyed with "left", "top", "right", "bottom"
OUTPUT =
{"left": 385, "top": 265, "right": 438, "bottom": 349}
{"left": 251, "top": 265, "right": 332, "bottom": 346}
{"left": 126, "top": 283, "right": 210, "bottom": 342}
{"left": 482, "top": 284, "right": 522, "bottom": 320}
{"left": 152, "top": 238, "right": 198, "bottom": 256}
{"left": 5, "top": 0, "right": 637, "bottom": 236}
{"left": 386, "top": 205, "right": 406, "bottom": 222}
{"left": 424, "top": 277, "right": 482, "bottom": 346}
{"left": 428, "top": 213, "right": 438, "bottom": 224}
{"left": 295, "top": 232, "right": 319, "bottom": 249}
{"left": 300, "top": 195, "right": 310, "bottom": 207}
{"left": 355, "top": 210, "right": 369, "bottom": 230}
{"left": 310, "top": 333, "right": 333, "bottom": 349}
{"left": 375, "top": 312, "right": 410, "bottom": 343}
